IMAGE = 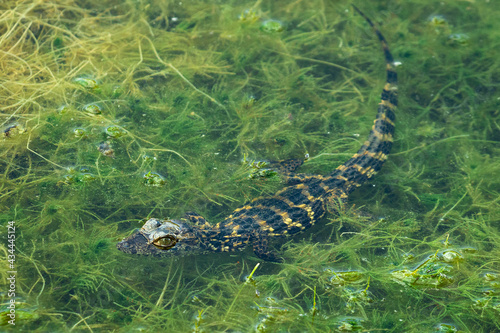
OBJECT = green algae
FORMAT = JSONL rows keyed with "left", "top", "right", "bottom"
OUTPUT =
{"left": 0, "top": 0, "right": 499, "bottom": 332}
{"left": 143, "top": 171, "right": 166, "bottom": 187}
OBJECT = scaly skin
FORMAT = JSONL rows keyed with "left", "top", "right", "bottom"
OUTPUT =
{"left": 117, "top": 6, "right": 398, "bottom": 262}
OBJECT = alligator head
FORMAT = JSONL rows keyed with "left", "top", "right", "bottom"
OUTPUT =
{"left": 117, "top": 218, "right": 203, "bottom": 257}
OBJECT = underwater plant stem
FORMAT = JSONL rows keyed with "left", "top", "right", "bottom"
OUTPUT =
{"left": 154, "top": 261, "right": 175, "bottom": 308}
{"left": 142, "top": 260, "right": 180, "bottom": 320}
{"left": 392, "top": 135, "right": 470, "bottom": 156}
{"left": 433, "top": 190, "right": 468, "bottom": 233}
{"left": 224, "top": 263, "right": 260, "bottom": 319}
{"left": 27, "top": 242, "right": 46, "bottom": 304}
{"left": 143, "top": 36, "right": 226, "bottom": 110}
{"left": 198, "top": 189, "right": 223, "bottom": 206}
{"left": 26, "top": 133, "right": 66, "bottom": 169}
{"left": 146, "top": 148, "right": 192, "bottom": 167}
{"left": 68, "top": 312, "right": 94, "bottom": 332}
{"left": 311, "top": 285, "right": 317, "bottom": 325}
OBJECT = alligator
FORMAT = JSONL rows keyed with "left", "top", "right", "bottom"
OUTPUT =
{"left": 117, "top": 6, "right": 398, "bottom": 262}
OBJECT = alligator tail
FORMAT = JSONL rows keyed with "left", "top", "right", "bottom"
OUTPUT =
{"left": 334, "top": 5, "right": 398, "bottom": 194}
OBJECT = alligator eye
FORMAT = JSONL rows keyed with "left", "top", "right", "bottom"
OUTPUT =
{"left": 153, "top": 235, "right": 177, "bottom": 250}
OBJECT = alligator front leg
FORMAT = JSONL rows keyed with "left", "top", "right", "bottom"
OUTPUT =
{"left": 267, "top": 158, "right": 304, "bottom": 175}
{"left": 183, "top": 211, "right": 220, "bottom": 242}
{"left": 266, "top": 158, "right": 309, "bottom": 183}
{"left": 252, "top": 234, "right": 283, "bottom": 263}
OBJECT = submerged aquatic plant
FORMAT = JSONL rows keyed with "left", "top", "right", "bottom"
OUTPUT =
{"left": 0, "top": 0, "right": 499, "bottom": 332}
{"left": 105, "top": 125, "right": 127, "bottom": 138}
{"left": 260, "top": 19, "right": 285, "bottom": 33}
{"left": 82, "top": 102, "right": 103, "bottom": 115}
{"left": 143, "top": 171, "right": 166, "bottom": 186}
{"left": 74, "top": 76, "right": 101, "bottom": 92}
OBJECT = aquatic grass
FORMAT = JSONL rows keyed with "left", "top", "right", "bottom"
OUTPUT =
{"left": 0, "top": 0, "right": 499, "bottom": 331}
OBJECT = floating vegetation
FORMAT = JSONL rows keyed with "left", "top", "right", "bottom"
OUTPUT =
{"left": 344, "top": 287, "right": 374, "bottom": 313}
{"left": 484, "top": 272, "right": 500, "bottom": 288}
{"left": 428, "top": 15, "right": 447, "bottom": 27}
{"left": 74, "top": 76, "right": 100, "bottom": 92}
{"left": 73, "top": 128, "right": 88, "bottom": 138}
{"left": 326, "top": 269, "right": 365, "bottom": 286}
{"left": 105, "top": 125, "right": 127, "bottom": 138}
{"left": 97, "top": 141, "right": 115, "bottom": 158}
{"left": 243, "top": 156, "right": 278, "bottom": 180}
{"left": 427, "top": 14, "right": 451, "bottom": 35}
{"left": 192, "top": 309, "right": 206, "bottom": 333}
{"left": 142, "top": 154, "right": 155, "bottom": 162}
{"left": 0, "top": 297, "right": 39, "bottom": 326}
{"left": 61, "top": 173, "right": 77, "bottom": 184}
{"left": 111, "top": 85, "right": 124, "bottom": 98}
{"left": 448, "top": 33, "right": 470, "bottom": 46}
{"left": 255, "top": 306, "right": 290, "bottom": 331}
{"left": 57, "top": 104, "right": 70, "bottom": 113}
{"left": 242, "top": 95, "right": 256, "bottom": 108}
{"left": 440, "top": 250, "right": 463, "bottom": 264}
{"left": 248, "top": 167, "right": 278, "bottom": 179}
{"left": 82, "top": 102, "right": 103, "bottom": 115}
{"left": 143, "top": 171, "right": 166, "bottom": 186}
{"left": 61, "top": 167, "right": 96, "bottom": 184}
{"left": 80, "top": 173, "right": 97, "bottom": 182}
{"left": 337, "top": 317, "right": 364, "bottom": 332}
{"left": 260, "top": 19, "right": 285, "bottom": 33}
{"left": 2, "top": 123, "right": 26, "bottom": 138}
{"left": 239, "top": 9, "right": 260, "bottom": 23}
{"left": 391, "top": 255, "right": 455, "bottom": 288}
{"left": 435, "top": 323, "right": 462, "bottom": 333}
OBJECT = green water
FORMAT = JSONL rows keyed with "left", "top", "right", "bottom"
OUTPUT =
{"left": 0, "top": 0, "right": 499, "bottom": 332}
